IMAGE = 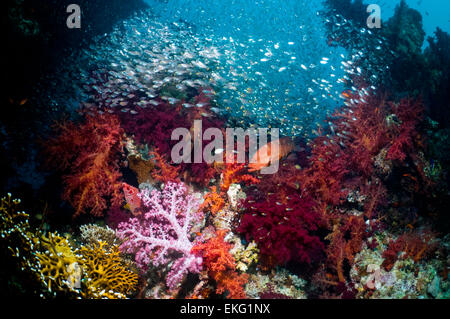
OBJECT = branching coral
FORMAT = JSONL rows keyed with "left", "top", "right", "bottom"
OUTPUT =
{"left": 302, "top": 92, "right": 423, "bottom": 209}
{"left": 220, "top": 162, "right": 259, "bottom": 192}
{"left": 0, "top": 193, "right": 40, "bottom": 275}
{"left": 385, "top": 98, "right": 424, "bottom": 162}
{"left": 34, "top": 232, "right": 79, "bottom": 293}
{"left": 44, "top": 112, "right": 125, "bottom": 217}
{"left": 301, "top": 135, "right": 352, "bottom": 206}
{"left": 324, "top": 215, "right": 367, "bottom": 284}
{"left": 299, "top": 90, "right": 426, "bottom": 290}
{"left": 116, "top": 182, "right": 203, "bottom": 290}
{"left": 78, "top": 241, "right": 138, "bottom": 299}
{"left": 192, "top": 230, "right": 248, "bottom": 299}
{"left": 34, "top": 231, "right": 138, "bottom": 298}
{"left": 1, "top": 193, "right": 34, "bottom": 258}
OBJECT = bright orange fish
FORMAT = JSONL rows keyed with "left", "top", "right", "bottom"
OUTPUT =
{"left": 341, "top": 90, "right": 352, "bottom": 98}
{"left": 248, "top": 137, "right": 296, "bottom": 172}
{"left": 122, "top": 183, "right": 142, "bottom": 216}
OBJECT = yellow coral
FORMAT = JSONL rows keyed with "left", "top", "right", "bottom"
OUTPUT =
{"left": 0, "top": 193, "right": 39, "bottom": 271}
{"left": 231, "top": 240, "right": 259, "bottom": 272}
{"left": 78, "top": 241, "right": 138, "bottom": 299}
{"left": 34, "top": 232, "right": 79, "bottom": 293}
{"left": 2, "top": 194, "right": 138, "bottom": 299}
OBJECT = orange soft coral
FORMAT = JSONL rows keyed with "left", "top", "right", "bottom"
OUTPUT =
{"left": 199, "top": 186, "right": 225, "bottom": 216}
{"left": 44, "top": 112, "right": 125, "bottom": 217}
{"left": 324, "top": 215, "right": 367, "bottom": 284}
{"left": 220, "top": 163, "right": 259, "bottom": 192}
{"left": 149, "top": 148, "right": 181, "bottom": 184}
{"left": 192, "top": 230, "right": 248, "bottom": 299}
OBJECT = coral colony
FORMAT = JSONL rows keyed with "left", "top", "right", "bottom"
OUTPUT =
{"left": 1, "top": 0, "right": 450, "bottom": 299}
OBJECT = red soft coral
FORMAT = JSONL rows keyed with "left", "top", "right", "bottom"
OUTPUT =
{"left": 386, "top": 98, "right": 424, "bottom": 161}
{"left": 324, "top": 215, "right": 367, "bottom": 283}
{"left": 381, "top": 231, "right": 438, "bottom": 271}
{"left": 118, "top": 91, "right": 224, "bottom": 187}
{"left": 118, "top": 99, "right": 189, "bottom": 156}
{"left": 199, "top": 186, "right": 225, "bottom": 216}
{"left": 295, "top": 90, "right": 425, "bottom": 293}
{"left": 237, "top": 192, "right": 324, "bottom": 267}
{"left": 149, "top": 148, "right": 181, "bottom": 184}
{"left": 192, "top": 230, "right": 248, "bottom": 299}
{"left": 300, "top": 137, "right": 352, "bottom": 206}
{"left": 45, "top": 112, "right": 124, "bottom": 217}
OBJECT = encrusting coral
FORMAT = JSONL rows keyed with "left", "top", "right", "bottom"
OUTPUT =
{"left": 79, "top": 224, "right": 121, "bottom": 249}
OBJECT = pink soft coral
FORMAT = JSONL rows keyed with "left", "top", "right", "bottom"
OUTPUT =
{"left": 116, "top": 181, "right": 203, "bottom": 290}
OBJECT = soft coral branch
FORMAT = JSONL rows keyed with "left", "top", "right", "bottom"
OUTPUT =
{"left": 237, "top": 192, "right": 324, "bottom": 267}
{"left": 44, "top": 112, "right": 124, "bottom": 217}
{"left": 386, "top": 98, "right": 424, "bottom": 161}
{"left": 192, "top": 230, "right": 248, "bottom": 299}
{"left": 116, "top": 182, "right": 203, "bottom": 290}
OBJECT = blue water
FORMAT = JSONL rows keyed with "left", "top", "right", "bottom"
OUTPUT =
{"left": 381, "top": 0, "right": 450, "bottom": 49}
{"left": 143, "top": 0, "right": 349, "bottom": 137}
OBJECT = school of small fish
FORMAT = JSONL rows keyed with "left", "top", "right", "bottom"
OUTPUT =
{"left": 35, "top": 0, "right": 392, "bottom": 139}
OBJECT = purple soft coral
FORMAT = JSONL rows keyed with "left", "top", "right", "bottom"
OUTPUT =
{"left": 116, "top": 181, "right": 203, "bottom": 290}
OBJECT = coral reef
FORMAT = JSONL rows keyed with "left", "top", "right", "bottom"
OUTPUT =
{"left": 3, "top": 0, "right": 450, "bottom": 301}
{"left": 245, "top": 268, "right": 307, "bottom": 299}
{"left": 220, "top": 163, "right": 259, "bottom": 192}
{"left": 229, "top": 239, "right": 259, "bottom": 272}
{"left": 34, "top": 232, "right": 79, "bottom": 293}
{"left": 0, "top": 193, "right": 35, "bottom": 263}
{"left": 381, "top": 231, "right": 439, "bottom": 271}
{"left": 350, "top": 231, "right": 449, "bottom": 299}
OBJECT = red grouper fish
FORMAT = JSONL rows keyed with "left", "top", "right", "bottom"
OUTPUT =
{"left": 248, "top": 136, "right": 297, "bottom": 172}
{"left": 122, "top": 182, "right": 142, "bottom": 216}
